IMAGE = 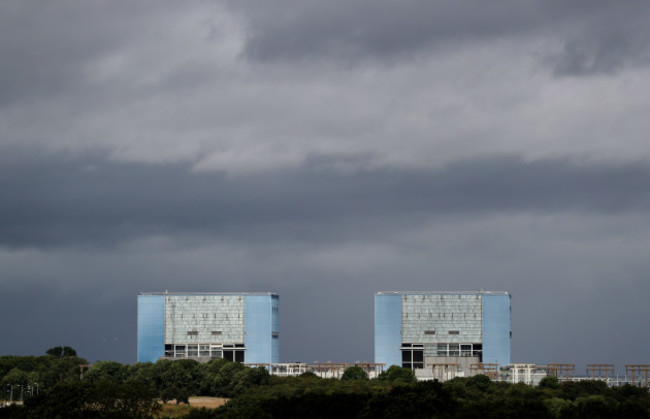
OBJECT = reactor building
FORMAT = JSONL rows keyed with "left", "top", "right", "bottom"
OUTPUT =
{"left": 137, "top": 292, "right": 279, "bottom": 364}
{"left": 375, "top": 291, "right": 511, "bottom": 379}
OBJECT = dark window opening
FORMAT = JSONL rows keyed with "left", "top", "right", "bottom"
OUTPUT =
{"left": 402, "top": 348, "right": 424, "bottom": 370}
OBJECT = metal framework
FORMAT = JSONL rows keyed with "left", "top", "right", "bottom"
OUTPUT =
{"left": 470, "top": 363, "right": 499, "bottom": 379}
{"left": 626, "top": 365, "right": 650, "bottom": 387}
{"left": 586, "top": 364, "right": 615, "bottom": 380}
{"left": 547, "top": 364, "right": 575, "bottom": 380}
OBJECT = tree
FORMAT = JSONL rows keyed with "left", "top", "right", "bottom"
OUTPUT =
{"left": 23, "top": 380, "right": 161, "bottom": 419}
{"left": 160, "top": 386, "right": 190, "bottom": 404}
{"left": 45, "top": 346, "right": 77, "bottom": 358}
{"left": 83, "top": 361, "right": 127, "bottom": 383}
{"left": 341, "top": 366, "right": 368, "bottom": 381}
{"left": 1, "top": 368, "right": 29, "bottom": 387}
{"left": 377, "top": 365, "right": 416, "bottom": 383}
{"left": 539, "top": 376, "right": 559, "bottom": 389}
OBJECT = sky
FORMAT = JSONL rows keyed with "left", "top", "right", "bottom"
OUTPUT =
{"left": 1, "top": 0, "right": 650, "bottom": 372}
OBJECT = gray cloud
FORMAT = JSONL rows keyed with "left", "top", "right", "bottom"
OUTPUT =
{"left": 231, "top": 0, "right": 542, "bottom": 62}
{"left": 2, "top": 1, "right": 650, "bottom": 370}
{"left": 228, "top": 0, "right": 650, "bottom": 76}
{"left": 2, "top": 148, "right": 650, "bottom": 250}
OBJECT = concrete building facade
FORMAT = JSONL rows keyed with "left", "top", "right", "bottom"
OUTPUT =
{"left": 375, "top": 291, "right": 511, "bottom": 379}
{"left": 137, "top": 292, "right": 279, "bottom": 364}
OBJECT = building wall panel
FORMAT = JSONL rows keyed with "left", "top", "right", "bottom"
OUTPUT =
{"left": 374, "top": 294, "right": 402, "bottom": 367}
{"left": 137, "top": 295, "right": 165, "bottom": 363}
{"left": 482, "top": 293, "right": 511, "bottom": 365}
{"left": 165, "top": 295, "right": 245, "bottom": 344}
{"left": 245, "top": 295, "right": 277, "bottom": 364}
{"left": 401, "top": 294, "right": 482, "bottom": 344}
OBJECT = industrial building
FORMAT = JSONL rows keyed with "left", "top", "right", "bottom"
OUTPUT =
{"left": 375, "top": 291, "right": 511, "bottom": 380}
{"left": 137, "top": 292, "right": 279, "bottom": 364}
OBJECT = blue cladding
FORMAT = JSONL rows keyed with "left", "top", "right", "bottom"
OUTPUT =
{"left": 374, "top": 294, "right": 402, "bottom": 367}
{"left": 482, "top": 294, "right": 511, "bottom": 365}
{"left": 271, "top": 295, "right": 279, "bottom": 363}
{"left": 137, "top": 295, "right": 165, "bottom": 363}
{"left": 245, "top": 295, "right": 278, "bottom": 364}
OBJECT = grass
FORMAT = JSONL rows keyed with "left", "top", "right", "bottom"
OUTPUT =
{"left": 157, "top": 396, "right": 228, "bottom": 418}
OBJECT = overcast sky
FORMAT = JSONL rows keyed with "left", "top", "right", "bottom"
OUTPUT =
{"left": 2, "top": 1, "right": 650, "bottom": 372}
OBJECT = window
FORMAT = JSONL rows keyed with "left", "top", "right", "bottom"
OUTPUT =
{"left": 211, "top": 331, "right": 222, "bottom": 336}
{"left": 223, "top": 348, "right": 246, "bottom": 363}
{"left": 187, "top": 331, "right": 198, "bottom": 336}
{"left": 449, "top": 344, "right": 459, "bottom": 356}
{"left": 448, "top": 330, "right": 459, "bottom": 335}
{"left": 424, "top": 330, "right": 436, "bottom": 335}
{"left": 174, "top": 345, "right": 186, "bottom": 358}
{"left": 460, "top": 344, "right": 470, "bottom": 356}
{"left": 401, "top": 345, "right": 424, "bottom": 370}
{"left": 437, "top": 343, "right": 448, "bottom": 356}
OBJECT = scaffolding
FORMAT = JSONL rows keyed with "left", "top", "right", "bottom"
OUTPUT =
{"left": 470, "top": 363, "right": 499, "bottom": 379}
{"left": 507, "top": 364, "right": 538, "bottom": 385}
{"left": 626, "top": 365, "right": 650, "bottom": 387}
{"left": 547, "top": 364, "right": 575, "bottom": 381}
{"left": 586, "top": 364, "right": 615, "bottom": 381}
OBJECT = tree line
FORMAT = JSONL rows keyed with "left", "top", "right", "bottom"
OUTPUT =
{"left": 2, "top": 348, "right": 650, "bottom": 418}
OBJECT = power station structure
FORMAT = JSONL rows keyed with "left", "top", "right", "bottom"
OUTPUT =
{"left": 374, "top": 291, "right": 511, "bottom": 380}
{"left": 137, "top": 292, "right": 279, "bottom": 364}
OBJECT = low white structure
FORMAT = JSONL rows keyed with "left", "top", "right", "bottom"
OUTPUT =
{"left": 246, "top": 363, "right": 386, "bottom": 379}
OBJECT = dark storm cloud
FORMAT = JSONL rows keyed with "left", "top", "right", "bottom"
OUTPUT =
{"left": 228, "top": 0, "right": 650, "bottom": 74}
{"left": 231, "top": 0, "right": 541, "bottom": 61}
{"left": 2, "top": 147, "right": 650, "bottom": 249}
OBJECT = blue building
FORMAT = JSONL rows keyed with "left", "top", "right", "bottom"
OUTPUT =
{"left": 137, "top": 292, "right": 279, "bottom": 364}
{"left": 375, "top": 291, "right": 511, "bottom": 376}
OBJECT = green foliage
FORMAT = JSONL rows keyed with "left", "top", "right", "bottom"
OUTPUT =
{"left": 22, "top": 380, "right": 160, "bottom": 419}
{"left": 84, "top": 361, "right": 128, "bottom": 383}
{"left": 360, "top": 380, "right": 455, "bottom": 418}
{"left": 545, "top": 397, "right": 573, "bottom": 418}
{"left": 176, "top": 387, "right": 190, "bottom": 404}
{"left": 45, "top": 346, "right": 77, "bottom": 358}
{"left": 0, "top": 352, "right": 89, "bottom": 398}
{"left": 377, "top": 365, "right": 416, "bottom": 384}
{"left": 160, "top": 386, "right": 190, "bottom": 404}
{"left": 539, "top": 376, "right": 560, "bottom": 389}
{"left": 341, "top": 366, "right": 368, "bottom": 381}
{"left": 4, "top": 350, "right": 650, "bottom": 419}
{"left": 1, "top": 369, "right": 28, "bottom": 387}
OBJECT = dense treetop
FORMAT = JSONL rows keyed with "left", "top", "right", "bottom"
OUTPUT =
{"left": 1, "top": 349, "right": 650, "bottom": 418}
